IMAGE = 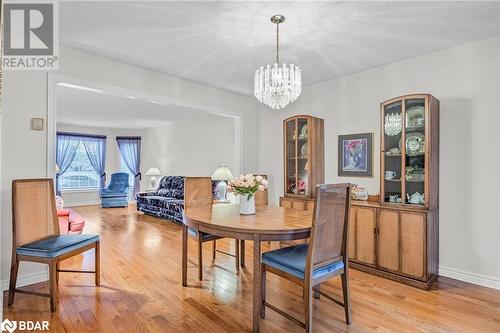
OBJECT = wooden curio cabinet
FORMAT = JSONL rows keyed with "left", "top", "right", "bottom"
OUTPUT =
{"left": 348, "top": 94, "right": 439, "bottom": 290}
{"left": 380, "top": 94, "right": 439, "bottom": 208}
{"left": 280, "top": 115, "right": 324, "bottom": 210}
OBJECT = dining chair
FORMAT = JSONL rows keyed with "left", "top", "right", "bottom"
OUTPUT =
{"left": 189, "top": 230, "right": 243, "bottom": 280}
{"left": 9, "top": 179, "right": 100, "bottom": 312}
{"left": 261, "top": 183, "right": 352, "bottom": 332}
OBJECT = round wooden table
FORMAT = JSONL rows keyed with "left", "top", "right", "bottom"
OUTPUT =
{"left": 182, "top": 204, "right": 312, "bottom": 333}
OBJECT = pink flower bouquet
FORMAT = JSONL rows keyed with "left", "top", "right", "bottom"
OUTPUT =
{"left": 227, "top": 174, "right": 268, "bottom": 201}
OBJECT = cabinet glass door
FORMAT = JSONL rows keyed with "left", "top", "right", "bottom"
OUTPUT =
{"left": 285, "top": 119, "right": 297, "bottom": 195}
{"left": 297, "top": 118, "right": 309, "bottom": 196}
{"left": 383, "top": 101, "right": 403, "bottom": 204}
{"left": 404, "top": 98, "right": 426, "bottom": 206}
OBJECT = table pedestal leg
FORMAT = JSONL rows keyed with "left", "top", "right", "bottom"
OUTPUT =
{"left": 240, "top": 240, "right": 246, "bottom": 268}
{"left": 182, "top": 225, "right": 188, "bottom": 287}
{"left": 253, "top": 237, "right": 261, "bottom": 333}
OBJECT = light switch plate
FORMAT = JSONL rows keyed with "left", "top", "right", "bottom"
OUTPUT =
{"left": 31, "top": 118, "right": 44, "bottom": 130}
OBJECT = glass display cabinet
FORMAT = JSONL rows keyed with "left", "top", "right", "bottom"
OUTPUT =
{"left": 381, "top": 94, "right": 439, "bottom": 209}
{"left": 280, "top": 115, "right": 324, "bottom": 210}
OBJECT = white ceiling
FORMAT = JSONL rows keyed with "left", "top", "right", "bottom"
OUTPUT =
{"left": 60, "top": 1, "right": 500, "bottom": 95}
{"left": 56, "top": 84, "right": 204, "bottom": 129}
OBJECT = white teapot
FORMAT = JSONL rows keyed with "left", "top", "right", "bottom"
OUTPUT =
{"left": 407, "top": 192, "right": 425, "bottom": 205}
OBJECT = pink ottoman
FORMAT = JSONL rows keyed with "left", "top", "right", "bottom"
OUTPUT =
{"left": 57, "top": 209, "right": 85, "bottom": 234}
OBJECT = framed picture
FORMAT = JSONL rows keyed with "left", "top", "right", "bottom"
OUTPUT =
{"left": 338, "top": 132, "right": 373, "bottom": 177}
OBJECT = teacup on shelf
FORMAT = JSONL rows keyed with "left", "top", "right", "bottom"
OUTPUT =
{"left": 385, "top": 171, "right": 397, "bottom": 180}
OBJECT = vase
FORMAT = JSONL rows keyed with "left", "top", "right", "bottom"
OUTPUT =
{"left": 240, "top": 195, "right": 256, "bottom": 215}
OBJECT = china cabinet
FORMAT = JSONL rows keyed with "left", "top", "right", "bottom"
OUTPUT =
{"left": 348, "top": 94, "right": 439, "bottom": 290}
{"left": 381, "top": 94, "right": 439, "bottom": 208}
{"left": 280, "top": 115, "right": 324, "bottom": 209}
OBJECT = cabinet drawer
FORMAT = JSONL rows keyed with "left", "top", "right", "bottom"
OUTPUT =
{"left": 291, "top": 200, "right": 305, "bottom": 210}
{"left": 280, "top": 198, "right": 292, "bottom": 208}
{"left": 401, "top": 212, "right": 426, "bottom": 278}
{"left": 355, "top": 207, "right": 376, "bottom": 265}
{"left": 378, "top": 210, "right": 400, "bottom": 271}
{"left": 305, "top": 201, "right": 315, "bottom": 211}
{"left": 348, "top": 207, "right": 357, "bottom": 260}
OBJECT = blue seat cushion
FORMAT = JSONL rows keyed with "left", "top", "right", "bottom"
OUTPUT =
{"left": 262, "top": 244, "right": 344, "bottom": 280}
{"left": 17, "top": 234, "right": 99, "bottom": 258}
{"left": 101, "top": 191, "right": 127, "bottom": 198}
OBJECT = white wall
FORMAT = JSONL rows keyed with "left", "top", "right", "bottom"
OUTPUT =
{"left": 258, "top": 35, "right": 500, "bottom": 289}
{"left": 56, "top": 123, "right": 147, "bottom": 206}
{"left": 1, "top": 71, "right": 49, "bottom": 288}
{"left": 1, "top": 46, "right": 261, "bottom": 290}
{"left": 144, "top": 113, "right": 238, "bottom": 181}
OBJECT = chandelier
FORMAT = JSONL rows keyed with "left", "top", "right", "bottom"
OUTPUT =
{"left": 254, "top": 15, "right": 302, "bottom": 110}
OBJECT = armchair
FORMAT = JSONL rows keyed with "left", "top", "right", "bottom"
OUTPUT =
{"left": 57, "top": 209, "right": 85, "bottom": 234}
{"left": 101, "top": 172, "right": 130, "bottom": 208}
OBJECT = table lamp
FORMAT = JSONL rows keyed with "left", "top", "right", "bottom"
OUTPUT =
{"left": 212, "top": 166, "right": 234, "bottom": 203}
{"left": 145, "top": 167, "right": 162, "bottom": 189}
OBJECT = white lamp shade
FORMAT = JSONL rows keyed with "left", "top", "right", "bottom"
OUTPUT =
{"left": 145, "top": 167, "right": 162, "bottom": 176}
{"left": 212, "top": 166, "right": 234, "bottom": 181}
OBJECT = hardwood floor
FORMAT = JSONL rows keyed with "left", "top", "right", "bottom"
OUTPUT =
{"left": 3, "top": 204, "right": 500, "bottom": 332}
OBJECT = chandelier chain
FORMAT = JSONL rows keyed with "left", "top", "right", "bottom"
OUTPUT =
{"left": 276, "top": 22, "right": 280, "bottom": 64}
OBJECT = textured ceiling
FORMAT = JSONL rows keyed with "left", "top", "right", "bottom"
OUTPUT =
{"left": 57, "top": 85, "right": 204, "bottom": 129}
{"left": 60, "top": 1, "right": 500, "bottom": 95}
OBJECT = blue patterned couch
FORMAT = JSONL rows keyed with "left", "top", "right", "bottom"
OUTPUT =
{"left": 136, "top": 176, "right": 213, "bottom": 224}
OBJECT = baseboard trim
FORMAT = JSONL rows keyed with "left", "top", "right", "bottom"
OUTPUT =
{"left": 65, "top": 201, "right": 100, "bottom": 207}
{"left": 1, "top": 270, "right": 48, "bottom": 291}
{"left": 439, "top": 265, "right": 500, "bottom": 290}
{"left": 65, "top": 200, "right": 136, "bottom": 207}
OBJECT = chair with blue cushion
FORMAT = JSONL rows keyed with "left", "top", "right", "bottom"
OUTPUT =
{"left": 261, "top": 183, "right": 352, "bottom": 331}
{"left": 9, "top": 179, "right": 100, "bottom": 312}
{"left": 101, "top": 172, "right": 130, "bottom": 208}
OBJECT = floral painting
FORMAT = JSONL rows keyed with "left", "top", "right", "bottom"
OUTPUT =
{"left": 343, "top": 139, "right": 368, "bottom": 171}
{"left": 338, "top": 133, "right": 373, "bottom": 177}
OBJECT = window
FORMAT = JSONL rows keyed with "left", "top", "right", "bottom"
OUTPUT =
{"left": 120, "top": 155, "right": 134, "bottom": 193}
{"left": 59, "top": 142, "right": 99, "bottom": 190}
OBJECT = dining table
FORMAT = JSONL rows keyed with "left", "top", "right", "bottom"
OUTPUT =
{"left": 182, "top": 204, "right": 312, "bottom": 333}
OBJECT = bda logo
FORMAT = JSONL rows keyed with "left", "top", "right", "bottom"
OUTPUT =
{"left": 0, "top": 319, "right": 17, "bottom": 333}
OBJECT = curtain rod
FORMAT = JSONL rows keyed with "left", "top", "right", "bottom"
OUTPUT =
{"left": 116, "top": 136, "right": 142, "bottom": 140}
{"left": 57, "top": 131, "right": 107, "bottom": 139}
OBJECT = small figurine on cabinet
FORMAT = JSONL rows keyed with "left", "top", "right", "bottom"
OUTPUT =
{"left": 350, "top": 185, "right": 368, "bottom": 201}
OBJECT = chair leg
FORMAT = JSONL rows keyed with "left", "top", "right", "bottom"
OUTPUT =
{"left": 49, "top": 261, "right": 58, "bottom": 312}
{"left": 56, "top": 261, "right": 60, "bottom": 284}
{"left": 313, "top": 284, "right": 320, "bottom": 299}
{"left": 8, "top": 259, "right": 19, "bottom": 306}
{"left": 235, "top": 240, "right": 240, "bottom": 273}
{"left": 95, "top": 241, "right": 101, "bottom": 286}
{"left": 304, "top": 283, "right": 313, "bottom": 333}
{"left": 260, "top": 267, "right": 266, "bottom": 319}
{"left": 240, "top": 240, "right": 246, "bottom": 268}
{"left": 212, "top": 240, "right": 216, "bottom": 260}
{"left": 341, "top": 272, "right": 352, "bottom": 325}
{"left": 198, "top": 235, "right": 203, "bottom": 281}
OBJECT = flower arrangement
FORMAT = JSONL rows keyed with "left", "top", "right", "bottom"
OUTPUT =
{"left": 227, "top": 174, "right": 269, "bottom": 201}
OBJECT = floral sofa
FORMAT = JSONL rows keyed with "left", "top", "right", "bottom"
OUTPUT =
{"left": 136, "top": 176, "right": 212, "bottom": 224}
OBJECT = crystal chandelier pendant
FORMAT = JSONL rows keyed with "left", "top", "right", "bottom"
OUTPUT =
{"left": 254, "top": 15, "right": 302, "bottom": 110}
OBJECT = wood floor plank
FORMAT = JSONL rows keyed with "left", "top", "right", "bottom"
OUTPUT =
{"left": 3, "top": 204, "right": 500, "bottom": 333}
